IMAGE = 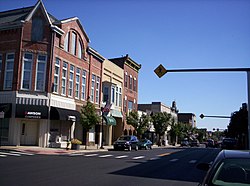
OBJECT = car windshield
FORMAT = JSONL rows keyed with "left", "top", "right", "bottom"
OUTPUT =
{"left": 211, "top": 158, "right": 250, "bottom": 186}
{"left": 118, "top": 136, "right": 131, "bottom": 141}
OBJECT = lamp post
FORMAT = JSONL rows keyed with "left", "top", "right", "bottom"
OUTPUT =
{"left": 200, "top": 114, "right": 231, "bottom": 119}
{"left": 154, "top": 65, "right": 250, "bottom": 149}
{"left": 100, "top": 107, "right": 104, "bottom": 149}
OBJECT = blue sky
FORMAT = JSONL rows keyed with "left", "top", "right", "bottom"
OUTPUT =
{"left": 1, "top": 0, "right": 250, "bottom": 131}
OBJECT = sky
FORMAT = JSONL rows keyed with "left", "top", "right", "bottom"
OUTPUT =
{"left": 1, "top": 0, "right": 250, "bottom": 131}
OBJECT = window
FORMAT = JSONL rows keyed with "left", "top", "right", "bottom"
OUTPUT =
{"left": 61, "top": 62, "right": 68, "bottom": 95}
{"left": 90, "top": 74, "right": 95, "bottom": 102}
{"left": 64, "top": 33, "right": 69, "bottom": 52}
{"left": 32, "top": 17, "right": 43, "bottom": 41}
{"left": 0, "top": 119, "right": 9, "bottom": 142}
{"left": 119, "top": 87, "right": 122, "bottom": 107}
{"left": 129, "top": 75, "right": 133, "bottom": 89}
{"left": 128, "top": 101, "right": 133, "bottom": 111}
{"left": 115, "top": 87, "right": 118, "bottom": 106}
{"left": 75, "top": 68, "right": 80, "bottom": 99}
{"left": 111, "top": 86, "right": 115, "bottom": 104}
{"left": 71, "top": 32, "right": 76, "bottom": 55}
{"left": 68, "top": 64, "right": 74, "bottom": 97}
{"left": 96, "top": 76, "right": 100, "bottom": 104}
{"left": 4, "top": 53, "right": 14, "bottom": 90}
{"left": 36, "top": 55, "right": 46, "bottom": 91}
{"left": 53, "top": 58, "right": 60, "bottom": 93}
{"left": 133, "top": 78, "right": 137, "bottom": 91}
{"left": 125, "top": 72, "right": 128, "bottom": 87}
{"left": 78, "top": 40, "right": 83, "bottom": 59}
{"left": 0, "top": 54, "right": 2, "bottom": 81}
{"left": 124, "top": 98, "right": 127, "bottom": 113}
{"left": 81, "top": 70, "right": 86, "bottom": 100}
{"left": 103, "top": 86, "right": 109, "bottom": 102}
{"left": 21, "top": 53, "right": 33, "bottom": 90}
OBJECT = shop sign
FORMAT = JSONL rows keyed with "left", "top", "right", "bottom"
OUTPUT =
{"left": 25, "top": 111, "right": 42, "bottom": 119}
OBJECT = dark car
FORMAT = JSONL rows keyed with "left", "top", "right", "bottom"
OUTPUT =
{"left": 190, "top": 139, "right": 200, "bottom": 147}
{"left": 207, "top": 139, "right": 215, "bottom": 148}
{"left": 221, "top": 138, "right": 238, "bottom": 150}
{"left": 138, "top": 139, "right": 153, "bottom": 150}
{"left": 113, "top": 135, "right": 139, "bottom": 151}
{"left": 197, "top": 150, "right": 250, "bottom": 186}
{"left": 180, "top": 140, "right": 189, "bottom": 147}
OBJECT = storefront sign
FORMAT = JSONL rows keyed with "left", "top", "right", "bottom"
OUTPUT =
{"left": 25, "top": 111, "right": 42, "bottom": 119}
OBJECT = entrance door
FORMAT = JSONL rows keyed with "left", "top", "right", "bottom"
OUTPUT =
{"left": 20, "top": 121, "right": 38, "bottom": 145}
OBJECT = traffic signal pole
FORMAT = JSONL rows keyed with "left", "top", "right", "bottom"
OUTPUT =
{"left": 154, "top": 65, "right": 250, "bottom": 149}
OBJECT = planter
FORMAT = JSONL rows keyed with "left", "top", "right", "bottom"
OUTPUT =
{"left": 71, "top": 144, "right": 80, "bottom": 150}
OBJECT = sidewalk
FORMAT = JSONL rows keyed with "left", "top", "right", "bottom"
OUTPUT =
{"left": 0, "top": 144, "right": 179, "bottom": 155}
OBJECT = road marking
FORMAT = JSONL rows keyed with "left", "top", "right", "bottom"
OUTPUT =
{"left": 170, "top": 158, "right": 178, "bottom": 162}
{"left": 0, "top": 154, "right": 7, "bottom": 157}
{"left": 132, "top": 156, "right": 145, "bottom": 160}
{"left": 84, "top": 154, "right": 98, "bottom": 157}
{"left": 189, "top": 160, "right": 197, "bottom": 164}
{"left": 0, "top": 152, "right": 21, "bottom": 156}
{"left": 158, "top": 152, "right": 171, "bottom": 157}
{"left": 99, "top": 154, "right": 113, "bottom": 158}
{"left": 115, "top": 155, "right": 128, "bottom": 159}
{"left": 69, "top": 153, "right": 83, "bottom": 156}
{"left": 150, "top": 157, "right": 160, "bottom": 161}
{"left": 10, "top": 151, "right": 34, "bottom": 156}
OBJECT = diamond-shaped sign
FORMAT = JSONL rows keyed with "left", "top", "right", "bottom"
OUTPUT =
{"left": 154, "top": 64, "right": 167, "bottom": 78}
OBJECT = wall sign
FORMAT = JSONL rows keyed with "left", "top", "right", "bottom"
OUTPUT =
{"left": 25, "top": 111, "right": 42, "bottom": 119}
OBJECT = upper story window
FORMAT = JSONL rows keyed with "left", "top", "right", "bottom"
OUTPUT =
{"left": 32, "top": 17, "right": 43, "bottom": 41}
{"left": 128, "top": 101, "right": 133, "bottom": 111}
{"left": 81, "top": 70, "right": 87, "bottom": 100}
{"left": 124, "top": 72, "right": 128, "bottom": 87}
{"left": 36, "top": 55, "right": 47, "bottom": 91}
{"left": 68, "top": 64, "right": 74, "bottom": 97}
{"left": 90, "top": 74, "right": 96, "bottom": 102}
{"left": 61, "top": 61, "right": 68, "bottom": 95}
{"left": 53, "top": 58, "right": 60, "bottom": 93}
{"left": 103, "top": 86, "right": 109, "bottom": 102}
{"left": 95, "top": 76, "right": 100, "bottom": 104}
{"left": 21, "top": 53, "right": 33, "bottom": 90}
{"left": 4, "top": 53, "right": 14, "bottom": 90}
{"left": 75, "top": 68, "right": 80, "bottom": 99}
{"left": 119, "top": 87, "right": 122, "bottom": 107}
{"left": 78, "top": 40, "right": 83, "bottom": 59}
{"left": 64, "top": 33, "right": 69, "bottom": 52}
{"left": 111, "top": 86, "right": 115, "bottom": 104}
{"left": 71, "top": 32, "right": 76, "bottom": 55}
{"left": 133, "top": 78, "right": 137, "bottom": 91}
{"left": 129, "top": 75, "right": 133, "bottom": 89}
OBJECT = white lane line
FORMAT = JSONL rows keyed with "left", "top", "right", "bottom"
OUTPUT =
{"left": 10, "top": 151, "right": 34, "bottom": 156}
{"left": 69, "top": 153, "right": 83, "bottom": 156}
{"left": 170, "top": 158, "right": 178, "bottom": 162}
{"left": 84, "top": 154, "right": 98, "bottom": 157}
{"left": 150, "top": 157, "right": 160, "bottom": 161}
{"left": 0, "top": 152, "right": 21, "bottom": 156}
{"left": 189, "top": 160, "right": 197, "bottom": 164}
{"left": 99, "top": 154, "right": 113, "bottom": 158}
{"left": 115, "top": 155, "right": 128, "bottom": 159}
{"left": 0, "top": 154, "right": 7, "bottom": 157}
{"left": 132, "top": 156, "right": 145, "bottom": 160}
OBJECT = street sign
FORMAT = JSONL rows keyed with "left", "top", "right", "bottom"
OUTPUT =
{"left": 154, "top": 64, "right": 167, "bottom": 78}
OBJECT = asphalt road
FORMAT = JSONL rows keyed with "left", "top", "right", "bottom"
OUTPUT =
{"left": 0, "top": 147, "right": 221, "bottom": 186}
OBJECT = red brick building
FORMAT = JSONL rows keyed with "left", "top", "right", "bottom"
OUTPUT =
{"left": 0, "top": 1, "right": 104, "bottom": 147}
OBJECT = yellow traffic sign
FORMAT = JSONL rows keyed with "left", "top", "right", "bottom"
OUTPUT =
{"left": 154, "top": 64, "right": 167, "bottom": 78}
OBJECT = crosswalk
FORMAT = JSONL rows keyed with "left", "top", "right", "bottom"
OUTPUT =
{"left": 0, "top": 151, "right": 35, "bottom": 158}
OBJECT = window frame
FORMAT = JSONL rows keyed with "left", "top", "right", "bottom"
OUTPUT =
{"left": 4, "top": 53, "right": 15, "bottom": 90}
{"left": 95, "top": 76, "right": 100, "bottom": 104}
{"left": 35, "top": 54, "right": 47, "bottom": 91}
{"left": 81, "top": 70, "right": 87, "bottom": 101}
{"left": 75, "top": 67, "right": 80, "bottom": 99}
{"left": 68, "top": 64, "right": 74, "bottom": 97}
{"left": 61, "top": 61, "right": 68, "bottom": 96}
{"left": 71, "top": 32, "right": 77, "bottom": 55}
{"left": 90, "top": 74, "right": 96, "bottom": 102}
{"left": 53, "top": 58, "right": 60, "bottom": 93}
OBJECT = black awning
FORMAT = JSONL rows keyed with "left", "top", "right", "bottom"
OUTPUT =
{"left": 50, "top": 107, "right": 81, "bottom": 122}
{"left": 16, "top": 104, "right": 48, "bottom": 119}
{"left": 0, "top": 103, "right": 12, "bottom": 118}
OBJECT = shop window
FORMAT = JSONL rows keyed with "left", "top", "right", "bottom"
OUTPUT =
{"left": 0, "top": 119, "right": 9, "bottom": 142}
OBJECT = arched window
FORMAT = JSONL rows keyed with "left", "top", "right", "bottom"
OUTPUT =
{"left": 64, "top": 32, "right": 69, "bottom": 52}
{"left": 78, "top": 39, "right": 83, "bottom": 59}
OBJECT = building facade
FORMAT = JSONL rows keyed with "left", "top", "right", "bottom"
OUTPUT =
{"left": 0, "top": 1, "right": 105, "bottom": 147}
{"left": 178, "top": 113, "right": 197, "bottom": 128}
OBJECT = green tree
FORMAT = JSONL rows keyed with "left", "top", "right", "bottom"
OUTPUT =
{"left": 80, "top": 100, "right": 100, "bottom": 149}
{"left": 151, "top": 112, "right": 171, "bottom": 143}
{"left": 126, "top": 111, "right": 151, "bottom": 138}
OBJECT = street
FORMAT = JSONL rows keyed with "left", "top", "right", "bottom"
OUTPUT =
{"left": 0, "top": 147, "right": 221, "bottom": 186}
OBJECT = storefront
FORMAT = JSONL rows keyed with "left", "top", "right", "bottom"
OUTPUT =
{"left": 0, "top": 104, "right": 12, "bottom": 146}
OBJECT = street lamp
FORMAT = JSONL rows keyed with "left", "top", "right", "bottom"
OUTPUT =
{"left": 154, "top": 65, "right": 250, "bottom": 149}
{"left": 200, "top": 114, "right": 231, "bottom": 119}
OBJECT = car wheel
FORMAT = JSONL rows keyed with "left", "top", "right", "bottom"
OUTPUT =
{"left": 128, "top": 145, "right": 132, "bottom": 151}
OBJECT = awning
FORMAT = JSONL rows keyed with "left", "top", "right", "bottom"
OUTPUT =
{"left": 16, "top": 104, "right": 48, "bottom": 119}
{"left": 0, "top": 103, "right": 12, "bottom": 118}
{"left": 103, "top": 115, "right": 116, "bottom": 126}
{"left": 50, "top": 107, "right": 81, "bottom": 122}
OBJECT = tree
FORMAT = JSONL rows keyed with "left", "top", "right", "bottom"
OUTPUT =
{"left": 80, "top": 100, "right": 101, "bottom": 149}
{"left": 126, "top": 111, "right": 151, "bottom": 138}
{"left": 151, "top": 112, "right": 171, "bottom": 144}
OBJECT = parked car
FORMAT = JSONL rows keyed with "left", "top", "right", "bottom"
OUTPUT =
{"left": 180, "top": 140, "right": 189, "bottom": 147}
{"left": 138, "top": 139, "right": 153, "bottom": 150}
{"left": 206, "top": 139, "right": 215, "bottom": 148}
{"left": 190, "top": 139, "right": 200, "bottom": 147}
{"left": 113, "top": 135, "right": 139, "bottom": 151}
{"left": 197, "top": 150, "right": 250, "bottom": 186}
{"left": 221, "top": 138, "right": 238, "bottom": 150}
